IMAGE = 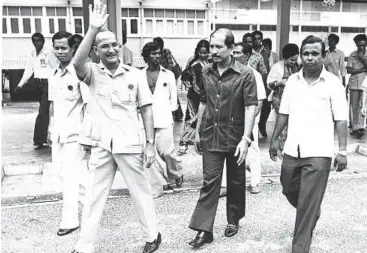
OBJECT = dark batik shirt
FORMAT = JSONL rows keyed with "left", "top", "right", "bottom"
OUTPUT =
{"left": 199, "top": 57, "right": 258, "bottom": 152}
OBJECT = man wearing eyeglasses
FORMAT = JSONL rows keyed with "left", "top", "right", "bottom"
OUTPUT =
{"left": 71, "top": 3, "right": 161, "bottom": 253}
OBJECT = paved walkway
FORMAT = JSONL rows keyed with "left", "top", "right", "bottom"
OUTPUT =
{"left": 2, "top": 176, "right": 367, "bottom": 253}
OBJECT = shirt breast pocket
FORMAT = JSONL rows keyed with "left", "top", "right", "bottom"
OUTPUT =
{"left": 64, "top": 82, "right": 81, "bottom": 101}
{"left": 96, "top": 80, "right": 110, "bottom": 98}
{"left": 115, "top": 83, "right": 138, "bottom": 103}
{"left": 311, "top": 95, "right": 330, "bottom": 113}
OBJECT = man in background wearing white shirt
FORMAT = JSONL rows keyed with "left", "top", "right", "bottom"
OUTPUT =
{"left": 270, "top": 35, "right": 348, "bottom": 253}
{"left": 141, "top": 42, "right": 184, "bottom": 188}
{"left": 15, "top": 32, "right": 58, "bottom": 149}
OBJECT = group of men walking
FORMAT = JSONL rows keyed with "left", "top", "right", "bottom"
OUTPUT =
{"left": 12, "top": 2, "right": 356, "bottom": 253}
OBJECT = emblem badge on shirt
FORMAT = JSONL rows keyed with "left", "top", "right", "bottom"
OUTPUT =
{"left": 128, "top": 84, "right": 134, "bottom": 89}
{"left": 68, "top": 85, "right": 73, "bottom": 91}
{"left": 163, "top": 83, "right": 167, "bottom": 87}
{"left": 40, "top": 58, "right": 47, "bottom": 68}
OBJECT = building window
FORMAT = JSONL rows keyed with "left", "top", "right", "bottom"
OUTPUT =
{"left": 3, "top": 18, "right": 8, "bottom": 33}
{"left": 341, "top": 27, "right": 366, "bottom": 33}
{"left": 122, "top": 8, "right": 140, "bottom": 35}
{"left": 3, "top": 6, "right": 44, "bottom": 35}
{"left": 141, "top": 8, "right": 206, "bottom": 37}
{"left": 72, "top": 7, "right": 84, "bottom": 34}
{"left": 260, "top": 25, "right": 276, "bottom": 31}
{"left": 47, "top": 7, "right": 67, "bottom": 33}
{"left": 301, "top": 26, "right": 328, "bottom": 32}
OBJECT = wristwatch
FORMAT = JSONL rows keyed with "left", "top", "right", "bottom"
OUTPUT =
{"left": 146, "top": 139, "right": 155, "bottom": 145}
{"left": 338, "top": 150, "right": 347, "bottom": 156}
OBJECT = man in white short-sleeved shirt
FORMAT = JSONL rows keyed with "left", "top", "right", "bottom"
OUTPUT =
{"left": 140, "top": 42, "right": 184, "bottom": 187}
{"left": 270, "top": 35, "right": 348, "bottom": 253}
{"left": 48, "top": 31, "right": 88, "bottom": 237}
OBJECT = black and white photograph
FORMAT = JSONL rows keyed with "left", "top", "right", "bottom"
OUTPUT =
{"left": 1, "top": 0, "right": 367, "bottom": 252}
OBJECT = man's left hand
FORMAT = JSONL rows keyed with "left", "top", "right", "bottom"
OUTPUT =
{"left": 144, "top": 143, "right": 156, "bottom": 169}
{"left": 334, "top": 154, "right": 347, "bottom": 172}
{"left": 234, "top": 140, "right": 249, "bottom": 166}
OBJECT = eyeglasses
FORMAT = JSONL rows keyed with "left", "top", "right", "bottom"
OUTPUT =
{"left": 97, "top": 42, "right": 120, "bottom": 51}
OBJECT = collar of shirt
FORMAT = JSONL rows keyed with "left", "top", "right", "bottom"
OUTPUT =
{"left": 209, "top": 56, "right": 241, "bottom": 76}
{"left": 96, "top": 61, "right": 129, "bottom": 77}
{"left": 53, "top": 61, "right": 75, "bottom": 77}
{"left": 295, "top": 66, "right": 328, "bottom": 85}
{"left": 31, "top": 48, "right": 51, "bottom": 57}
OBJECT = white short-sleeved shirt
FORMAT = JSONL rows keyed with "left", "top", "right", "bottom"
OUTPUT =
{"left": 249, "top": 66, "right": 266, "bottom": 124}
{"left": 279, "top": 67, "right": 348, "bottom": 158}
{"left": 81, "top": 62, "right": 153, "bottom": 154}
{"left": 141, "top": 66, "right": 177, "bottom": 128}
{"left": 48, "top": 63, "right": 84, "bottom": 143}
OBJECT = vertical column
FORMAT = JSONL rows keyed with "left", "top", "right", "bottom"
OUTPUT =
{"left": 82, "top": 0, "right": 93, "bottom": 34}
{"left": 105, "top": 0, "right": 122, "bottom": 44}
{"left": 276, "top": 0, "right": 291, "bottom": 59}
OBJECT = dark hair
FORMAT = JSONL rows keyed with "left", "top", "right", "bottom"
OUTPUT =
{"left": 52, "top": 31, "right": 72, "bottom": 47}
{"left": 251, "top": 30, "right": 263, "bottom": 40}
{"left": 69, "top": 34, "right": 83, "bottom": 47}
{"left": 153, "top": 37, "right": 164, "bottom": 49}
{"left": 353, "top": 34, "right": 367, "bottom": 44}
{"left": 141, "top": 42, "right": 161, "bottom": 63}
{"left": 301, "top": 35, "right": 326, "bottom": 58}
{"left": 210, "top": 28, "right": 235, "bottom": 48}
{"left": 241, "top": 43, "right": 253, "bottom": 54}
{"left": 32, "top": 32, "right": 45, "bottom": 43}
{"left": 262, "top": 38, "right": 272, "bottom": 50}
{"left": 242, "top": 32, "right": 252, "bottom": 43}
{"left": 328, "top": 33, "right": 339, "bottom": 44}
{"left": 282, "top": 43, "right": 299, "bottom": 59}
{"left": 189, "top": 39, "right": 209, "bottom": 65}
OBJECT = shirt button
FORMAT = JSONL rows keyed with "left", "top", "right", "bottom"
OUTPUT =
{"left": 217, "top": 94, "right": 220, "bottom": 98}
{"left": 215, "top": 123, "right": 218, "bottom": 126}
{"left": 215, "top": 109, "right": 219, "bottom": 113}
{"left": 218, "top": 80, "right": 221, "bottom": 84}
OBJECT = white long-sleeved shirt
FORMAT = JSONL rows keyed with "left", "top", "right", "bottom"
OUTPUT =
{"left": 18, "top": 48, "right": 58, "bottom": 87}
{"left": 141, "top": 66, "right": 178, "bottom": 129}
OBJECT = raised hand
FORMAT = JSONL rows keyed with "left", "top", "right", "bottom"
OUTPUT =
{"left": 88, "top": 1, "right": 109, "bottom": 31}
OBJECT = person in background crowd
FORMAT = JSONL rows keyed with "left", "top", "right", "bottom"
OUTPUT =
{"left": 252, "top": 30, "right": 272, "bottom": 139}
{"left": 189, "top": 28, "right": 257, "bottom": 249}
{"left": 14, "top": 32, "right": 58, "bottom": 149}
{"left": 179, "top": 39, "right": 210, "bottom": 155}
{"left": 123, "top": 30, "right": 133, "bottom": 66}
{"left": 346, "top": 33, "right": 367, "bottom": 138}
{"left": 324, "top": 33, "right": 346, "bottom": 85}
{"left": 153, "top": 37, "right": 184, "bottom": 122}
{"left": 72, "top": 3, "right": 161, "bottom": 253}
{"left": 270, "top": 35, "right": 348, "bottom": 253}
{"left": 141, "top": 42, "right": 184, "bottom": 188}
{"left": 362, "top": 77, "right": 367, "bottom": 118}
{"left": 262, "top": 38, "right": 279, "bottom": 70}
{"left": 242, "top": 33, "right": 268, "bottom": 78}
{"left": 267, "top": 43, "right": 300, "bottom": 152}
{"left": 69, "top": 34, "right": 84, "bottom": 57}
{"left": 48, "top": 31, "right": 88, "bottom": 237}
{"left": 233, "top": 42, "right": 266, "bottom": 194}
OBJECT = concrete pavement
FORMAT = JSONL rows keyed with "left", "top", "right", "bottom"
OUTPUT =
{"left": 2, "top": 176, "right": 367, "bottom": 253}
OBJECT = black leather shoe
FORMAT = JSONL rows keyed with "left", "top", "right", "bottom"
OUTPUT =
{"left": 175, "top": 175, "right": 184, "bottom": 187}
{"left": 192, "top": 231, "right": 213, "bottom": 249}
{"left": 57, "top": 227, "right": 79, "bottom": 236}
{"left": 143, "top": 232, "right": 162, "bottom": 253}
{"left": 71, "top": 250, "right": 83, "bottom": 253}
{"left": 224, "top": 223, "right": 239, "bottom": 237}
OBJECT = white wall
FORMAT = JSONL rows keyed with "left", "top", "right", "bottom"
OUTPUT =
{"left": 2, "top": 37, "right": 55, "bottom": 59}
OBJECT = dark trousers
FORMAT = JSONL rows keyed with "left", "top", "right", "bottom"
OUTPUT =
{"left": 33, "top": 79, "right": 50, "bottom": 144}
{"left": 189, "top": 151, "right": 246, "bottom": 232}
{"left": 259, "top": 100, "right": 272, "bottom": 134}
{"left": 280, "top": 154, "right": 332, "bottom": 253}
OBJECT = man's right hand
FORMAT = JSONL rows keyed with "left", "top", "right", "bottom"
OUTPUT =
{"left": 14, "top": 86, "right": 22, "bottom": 93}
{"left": 269, "top": 139, "right": 279, "bottom": 161}
{"left": 88, "top": 1, "right": 109, "bottom": 31}
{"left": 194, "top": 134, "right": 202, "bottom": 155}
